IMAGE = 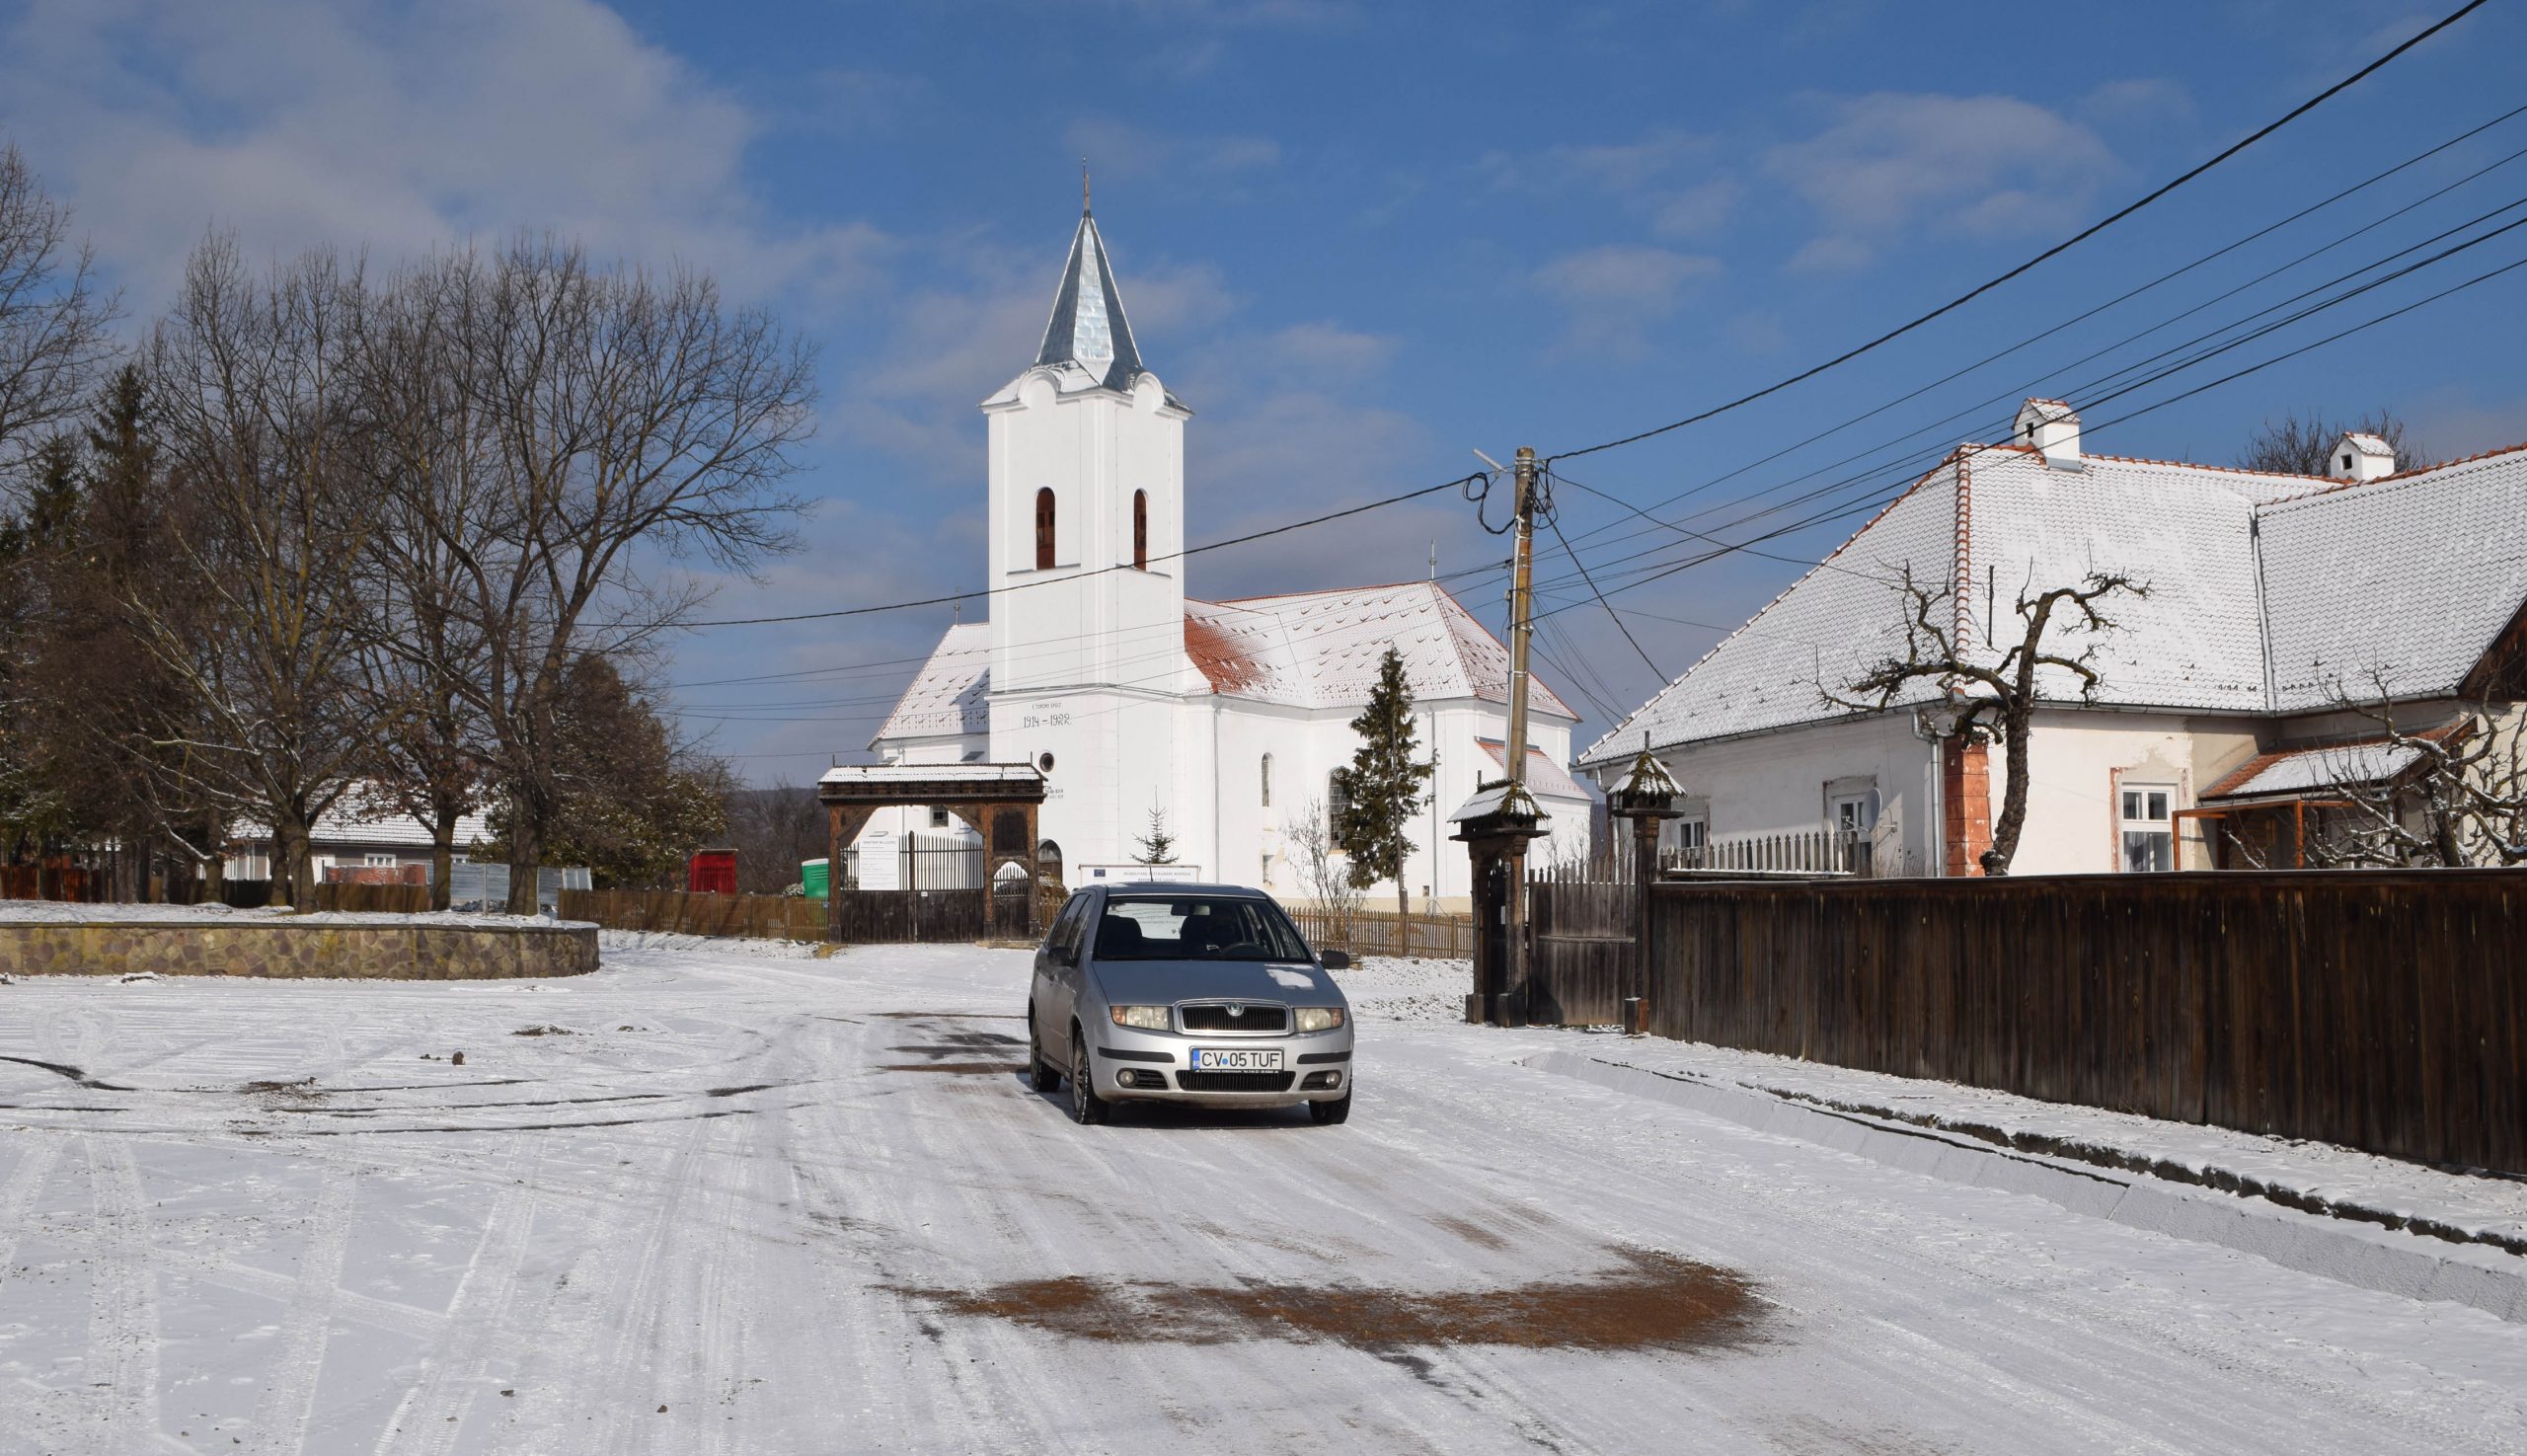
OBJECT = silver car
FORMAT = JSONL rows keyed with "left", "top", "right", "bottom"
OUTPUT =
{"left": 1026, "top": 883, "right": 1355, "bottom": 1126}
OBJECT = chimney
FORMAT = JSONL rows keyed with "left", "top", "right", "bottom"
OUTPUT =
{"left": 2014, "top": 398, "right": 2082, "bottom": 469}
{"left": 2329, "top": 430, "right": 2395, "bottom": 482}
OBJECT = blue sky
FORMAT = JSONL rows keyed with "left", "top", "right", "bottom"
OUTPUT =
{"left": 5, "top": 0, "right": 2525, "bottom": 780}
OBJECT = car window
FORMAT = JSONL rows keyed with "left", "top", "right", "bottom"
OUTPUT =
{"left": 1092, "top": 895, "right": 1311, "bottom": 961}
{"left": 1045, "top": 893, "right": 1089, "bottom": 955}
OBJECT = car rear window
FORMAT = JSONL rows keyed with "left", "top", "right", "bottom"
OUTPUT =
{"left": 1093, "top": 895, "right": 1312, "bottom": 961}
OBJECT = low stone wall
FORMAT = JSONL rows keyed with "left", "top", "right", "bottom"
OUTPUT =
{"left": 0, "top": 921, "right": 599, "bottom": 980}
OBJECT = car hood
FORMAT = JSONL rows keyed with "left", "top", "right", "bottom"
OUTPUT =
{"left": 1089, "top": 958, "right": 1346, "bottom": 1008}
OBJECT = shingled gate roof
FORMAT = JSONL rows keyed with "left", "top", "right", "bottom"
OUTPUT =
{"left": 1579, "top": 436, "right": 2527, "bottom": 768}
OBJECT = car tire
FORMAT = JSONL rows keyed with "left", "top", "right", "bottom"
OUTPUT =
{"left": 1026, "top": 1005, "right": 1061, "bottom": 1093}
{"left": 1068, "top": 1028, "right": 1108, "bottom": 1125}
{"left": 1308, "top": 1091, "right": 1352, "bottom": 1125}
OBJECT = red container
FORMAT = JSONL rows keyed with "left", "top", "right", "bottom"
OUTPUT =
{"left": 687, "top": 848, "right": 738, "bottom": 895}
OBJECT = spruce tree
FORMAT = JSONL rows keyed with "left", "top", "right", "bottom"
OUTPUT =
{"left": 1332, "top": 647, "right": 1434, "bottom": 925}
{"left": 1131, "top": 807, "right": 1178, "bottom": 866}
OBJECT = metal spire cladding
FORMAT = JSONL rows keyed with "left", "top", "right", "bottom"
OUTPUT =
{"left": 1034, "top": 204, "right": 1148, "bottom": 394}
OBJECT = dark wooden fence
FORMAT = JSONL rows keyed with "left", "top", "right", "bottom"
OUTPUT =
{"left": 1283, "top": 905, "right": 1476, "bottom": 960}
{"left": 833, "top": 887, "right": 989, "bottom": 945}
{"left": 309, "top": 881, "right": 434, "bottom": 913}
{"left": 560, "top": 887, "right": 827, "bottom": 941}
{"left": 1641, "top": 870, "right": 2527, "bottom": 1174}
{"left": 0, "top": 864, "right": 102, "bottom": 901}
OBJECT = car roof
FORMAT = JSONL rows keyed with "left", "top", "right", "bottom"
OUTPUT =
{"left": 1092, "top": 881, "right": 1269, "bottom": 898}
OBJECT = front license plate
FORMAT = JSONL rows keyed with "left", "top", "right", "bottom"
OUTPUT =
{"left": 1190, "top": 1047, "right": 1283, "bottom": 1071}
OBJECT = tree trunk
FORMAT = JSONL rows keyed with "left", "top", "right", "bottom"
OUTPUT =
{"left": 201, "top": 806, "right": 227, "bottom": 903}
{"left": 430, "top": 800, "right": 461, "bottom": 912}
{"left": 504, "top": 782, "right": 547, "bottom": 916}
{"left": 1984, "top": 717, "right": 2034, "bottom": 876}
{"left": 272, "top": 820, "right": 310, "bottom": 908}
{"left": 1396, "top": 879, "right": 1410, "bottom": 949}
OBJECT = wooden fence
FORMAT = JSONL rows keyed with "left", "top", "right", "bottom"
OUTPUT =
{"left": 561, "top": 887, "right": 827, "bottom": 941}
{"left": 1284, "top": 905, "right": 1476, "bottom": 960}
{"left": 1641, "top": 870, "right": 2527, "bottom": 1174}
{"left": 1528, "top": 854, "right": 1640, "bottom": 1025}
{"left": 0, "top": 864, "right": 102, "bottom": 901}
{"left": 312, "top": 882, "right": 433, "bottom": 914}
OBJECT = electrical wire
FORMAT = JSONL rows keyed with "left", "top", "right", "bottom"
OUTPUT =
{"left": 1546, "top": 0, "right": 2489, "bottom": 464}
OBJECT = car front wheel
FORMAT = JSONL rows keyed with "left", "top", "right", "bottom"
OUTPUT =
{"left": 1026, "top": 1004, "right": 1061, "bottom": 1093}
{"left": 1308, "top": 1091, "right": 1352, "bottom": 1125}
{"left": 1068, "top": 1028, "right": 1108, "bottom": 1125}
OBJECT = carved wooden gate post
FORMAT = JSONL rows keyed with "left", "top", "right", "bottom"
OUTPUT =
{"left": 1450, "top": 781, "right": 1548, "bottom": 1028}
{"left": 1605, "top": 743, "right": 1685, "bottom": 1037}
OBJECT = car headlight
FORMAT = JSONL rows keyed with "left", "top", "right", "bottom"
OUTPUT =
{"left": 1295, "top": 1006, "right": 1345, "bottom": 1034}
{"left": 1109, "top": 1004, "right": 1171, "bottom": 1031}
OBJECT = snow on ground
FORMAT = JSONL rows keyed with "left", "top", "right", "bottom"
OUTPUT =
{"left": 2, "top": 941, "right": 2523, "bottom": 1455}
{"left": 0, "top": 902, "right": 590, "bottom": 929}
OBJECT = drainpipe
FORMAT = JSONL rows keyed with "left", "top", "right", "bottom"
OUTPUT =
{"left": 1914, "top": 708, "right": 1945, "bottom": 879}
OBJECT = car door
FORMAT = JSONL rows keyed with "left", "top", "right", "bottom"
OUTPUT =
{"left": 1034, "top": 892, "right": 1090, "bottom": 1057}
{"left": 1043, "top": 889, "right": 1097, "bottom": 1062}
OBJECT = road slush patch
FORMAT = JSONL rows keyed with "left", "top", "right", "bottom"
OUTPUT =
{"left": 888, "top": 1247, "right": 1762, "bottom": 1353}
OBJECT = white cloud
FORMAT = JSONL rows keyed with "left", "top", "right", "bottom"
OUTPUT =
{"left": 1534, "top": 245, "right": 1723, "bottom": 356}
{"left": 1763, "top": 91, "right": 2115, "bottom": 267}
{"left": 1651, "top": 177, "right": 1744, "bottom": 240}
{"left": 0, "top": 0, "right": 890, "bottom": 316}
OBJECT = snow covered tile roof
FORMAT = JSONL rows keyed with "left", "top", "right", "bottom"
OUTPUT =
{"left": 1473, "top": 738, "right": 1591, "bottom": 802}
{"left": 234, "top": 785, "right": 492, "bottom": 850}
{"left": 871, "top": 623, "right": 991, "bottom": 746}
{"left": 1199, "top": 580, "right": 1578, "bottom": 719}
{"left": 2259, "top": 445, "right": 2527, "bottom": 711}
{"left": 1582, "top": 433, "right": 2527, "bottom": 769}
{"left": 2203, "top": 738, "right": 2424, "bottom": 802}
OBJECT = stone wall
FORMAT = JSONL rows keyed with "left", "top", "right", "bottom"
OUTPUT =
{"left": 0, "top": 922, "right": 599, "bottom": 979}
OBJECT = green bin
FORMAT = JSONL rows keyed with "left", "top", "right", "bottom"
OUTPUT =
{"left": 801, "top": 858, "right": 830, "bottom": 899}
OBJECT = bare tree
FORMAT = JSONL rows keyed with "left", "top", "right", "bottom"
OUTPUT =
{"left": 348, "top": 254, "right": 495, "bottom": 908}
{"left": 722, "top": 776, "right": 826, "bottom": 894}
{"left": 134, "top": 238, "right": 384, "bottom": 906}
{"left": 1832, "top": 565, "right": 2148, "bottom": 875}
{"left": 447, "top": 238, "right": 815, "bottom": 913}
{"left": 2238, "top": 408, "right": 2431, "bottom": 477}
{"left": 1288, "top": 796, "right": 1364, "bottom": 940}
{"left": 2279, "top": 674, "right": 2527, "bottom": 868}
{"left": 0, "top": 143, "right": 116, "bottom": 480}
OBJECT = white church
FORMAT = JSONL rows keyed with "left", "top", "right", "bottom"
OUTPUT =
{"left": 859, "top": 201, "right": 1593, "bottom": 906}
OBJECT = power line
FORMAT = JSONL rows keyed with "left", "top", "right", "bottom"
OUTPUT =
{"left": 1546, "top": 0, "right": 2489, "bottom": 464}
{"left": 1557, "top": 101, "right": 2527, "bottom": 555}
{"left": 677, "top": 473, "right": 1488, "bottom": 629}
{"left": 1539, "top": 499, "right": 1666, "bottom": 681}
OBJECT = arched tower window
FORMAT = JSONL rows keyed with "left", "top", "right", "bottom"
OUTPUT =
{"left": 1260, "top": 753, "right": 1272, "bottom": 807}
{"left": 1328, "top": 772, "right": 1351, "bottom": 835}
{"left": 1132, "top": 490, "right": 1149, "bottom": 570}
{"left": 1034, "top": 488, "right": 1056, "bottom": 571}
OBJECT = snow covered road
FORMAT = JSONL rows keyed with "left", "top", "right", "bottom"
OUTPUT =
{"left": 3, "top": 941, "right": 2523, "bottom": 1455}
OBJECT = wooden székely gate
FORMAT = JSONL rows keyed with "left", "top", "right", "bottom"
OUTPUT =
{"left": 817, "top": 764, "right": 1048, "bottom": 944}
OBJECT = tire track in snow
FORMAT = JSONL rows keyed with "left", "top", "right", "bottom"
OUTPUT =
{"left": 81, "top": 1134, "right": 165, "bottom": 1454}
{"left": 247, "top": 1162, "right": 358, "bottom": 1456}
{"left": 368, "top": 1134, "right": 550, "bottom": 1456}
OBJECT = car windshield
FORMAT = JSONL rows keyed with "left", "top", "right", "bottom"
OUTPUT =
{"left": 1092, "top": 894, "right": 1313, "bottom": 962}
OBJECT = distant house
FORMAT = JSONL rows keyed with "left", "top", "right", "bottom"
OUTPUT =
{"left": 225, "top": 786, "right": 492, "bottom": 884}
{"left": 1579, "top": 399, "right": 2527, "bottom": 874}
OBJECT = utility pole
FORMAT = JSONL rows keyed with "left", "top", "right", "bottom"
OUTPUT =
{"left": 1504, "top": 446, "right": 1539, "bottom": 789}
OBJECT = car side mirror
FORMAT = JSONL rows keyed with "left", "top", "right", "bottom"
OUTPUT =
{"left": 1056, "top": 944, "right": 1080, "bottom": 967}
{"left": 1319, "top": 950, "right": 1349, "bottom": 970}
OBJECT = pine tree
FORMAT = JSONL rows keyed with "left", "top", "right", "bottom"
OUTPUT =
{"left": 1332, "top": 647, "right": 1434, "bottom": 925}
{"left": 1131, "top": 807, "right": 1178, "bottom": 865}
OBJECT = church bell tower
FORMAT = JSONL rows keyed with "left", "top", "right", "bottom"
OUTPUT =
{"left": 981, "top": 198, "right": 1191, "bottom": 695}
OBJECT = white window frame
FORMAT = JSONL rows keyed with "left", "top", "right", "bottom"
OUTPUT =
{"left": 1672, "top": 815, "right": 1708, "bottom": 853}
{"left": 363, "top": 853, "right": 399, "bottom": 868}
{"left": 1827, "top": 791, "right": 1877, "bottom": 834}
{"left": 2118, "top": 783, "right": 2176, "bottom": 872}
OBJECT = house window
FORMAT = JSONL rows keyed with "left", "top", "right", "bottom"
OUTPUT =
{"left": 1673, "top": 816, "right": 1708, "bottom": 853}
{"left": 1034, "top": 488, "right": 1056, "bottom": 571}
{"left": 1260, "top": 753, "right": 1272, "bottom": 807}
{"left": 1328, "top": 774, "right": 1351, "bottom": 835}
{"left": 1133, "top": 490, "right": 1149, "bottom": 571}
{"left": 364, "top": 853, "right": 398, "bottom": 868}
{"left": 2119, "top": 785, "right": 2175, "bottom": 872}
{"left": 929, "top": 807, "right": 950, "bottom": 829}
{"left": 1828, "top": 790, "right": 1877, "bottom": 834}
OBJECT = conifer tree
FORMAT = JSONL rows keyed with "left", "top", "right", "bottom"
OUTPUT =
{"left": 1332, "top": 647, "right": 1433, "bottom": 924}
{"left": 1131, "top": 806, "right": 1178, "bottom": 866}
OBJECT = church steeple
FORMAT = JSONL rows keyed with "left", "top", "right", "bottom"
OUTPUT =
{"left": 1034, "top": 204, "right": 1148, "bottom": 394}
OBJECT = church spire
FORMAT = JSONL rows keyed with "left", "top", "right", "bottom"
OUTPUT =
{"left": 1034, "top": 198, "right": 1147, "bottom": 394}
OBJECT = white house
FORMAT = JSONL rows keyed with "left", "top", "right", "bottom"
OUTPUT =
{"left": 1578, "top": 400, "right": 2527, "bottom": 875}
{"left": 863, "top": 202, "right": 1592, "bottom": 904}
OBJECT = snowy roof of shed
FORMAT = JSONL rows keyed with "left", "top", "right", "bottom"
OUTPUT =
{"left": 1581, "top": 430, "right": 2527, "bottom": 768}
{"left": 1474, "top": 738, "right": 1590, "bottom": 803}
{"left": 2202, "top": 738, "right": 2425, "bottom": 803}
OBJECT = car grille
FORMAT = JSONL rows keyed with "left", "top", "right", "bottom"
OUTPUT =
{"left": 1176, "top": 1070, "right": 1296, "bottom": 1093}
{"left": 1179, "top": 1003, "right": 1287, "bottom": 1034}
